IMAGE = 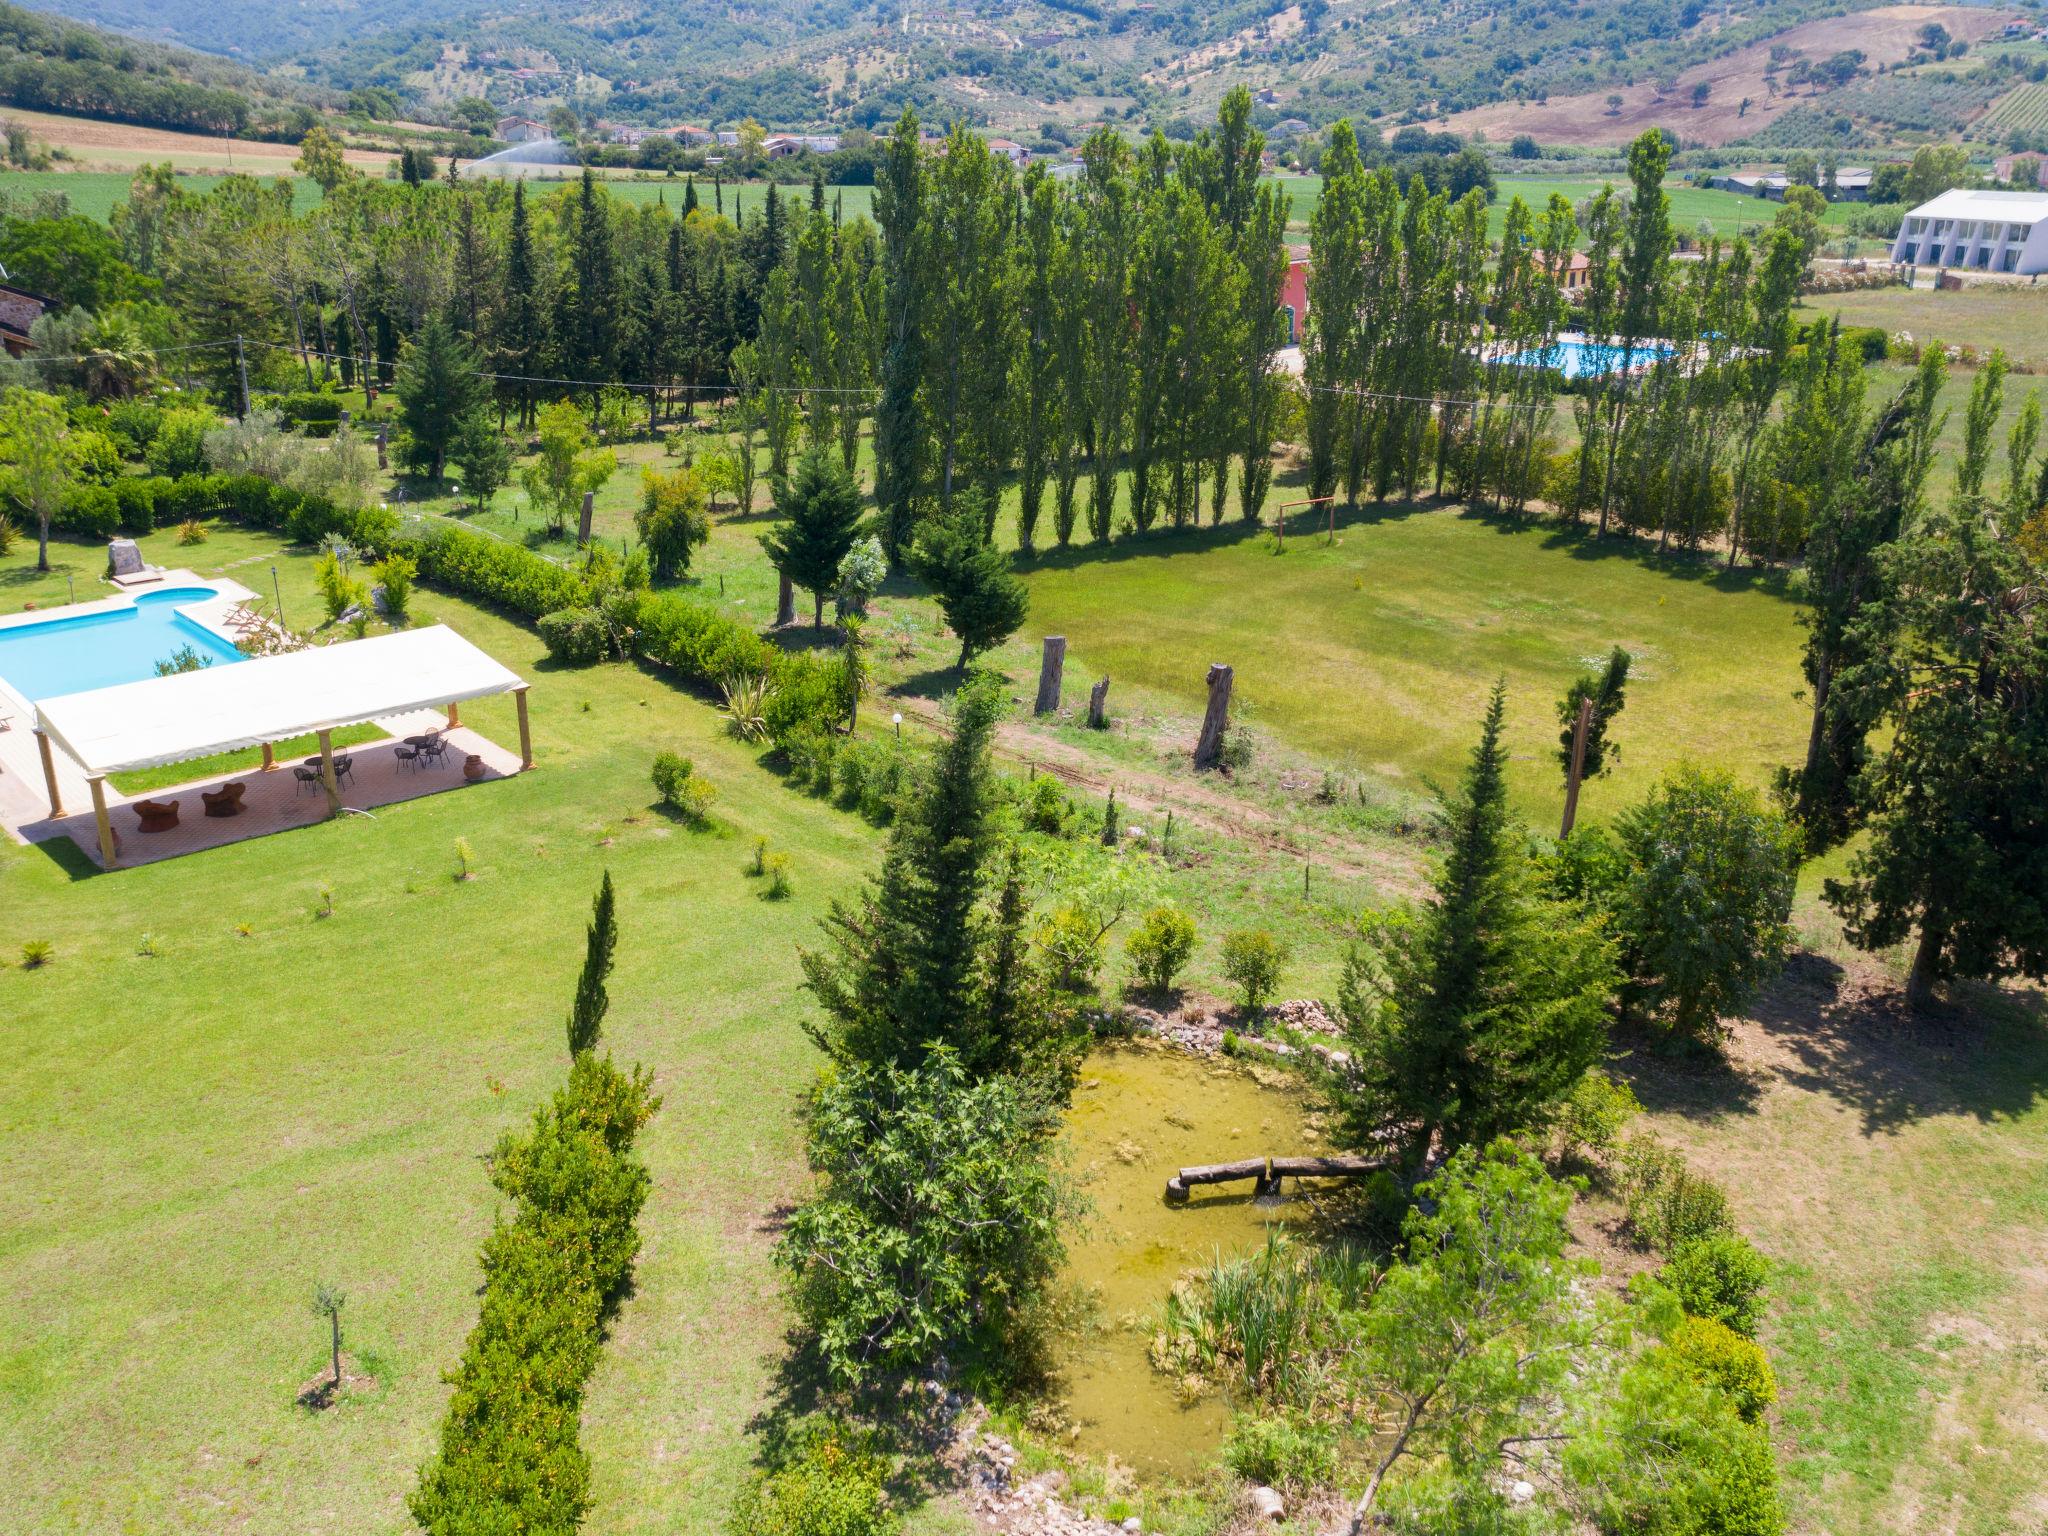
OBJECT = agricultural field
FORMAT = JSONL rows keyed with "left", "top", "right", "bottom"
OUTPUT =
{"left": 0, "top": 106, "right": 394, "bottom": 172}
{"left": 2, "top": 168, "right": 323, "bottom": 221}
{"left": 1980, "top": 79, "right": 2048, "bottom": 140}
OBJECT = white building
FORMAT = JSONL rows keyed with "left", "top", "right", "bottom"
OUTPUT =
{"left": 1891, "top": 188, "right": 2048, "bottom": 275}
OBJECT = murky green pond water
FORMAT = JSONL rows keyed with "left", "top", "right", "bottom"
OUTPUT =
{"left": 1058, "top": 1042, "right": 1321, "bottom": 1481}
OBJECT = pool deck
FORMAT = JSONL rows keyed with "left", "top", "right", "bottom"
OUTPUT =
{"left": 0, "top": 711, "right": 523, "bottom": 869}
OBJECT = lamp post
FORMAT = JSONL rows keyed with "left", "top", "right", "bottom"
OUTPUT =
{"left": 892, "top": 711, "right": 902, "bottom": 741}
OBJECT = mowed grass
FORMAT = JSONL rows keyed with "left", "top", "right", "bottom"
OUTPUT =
{"left": 0, "top": 525, "right": 893, "bottom": 1535}
{"left": 4, "top": 168, "right": 325, "bottom": 222}
{"left": 1010, "top": 500, "right": 1809, "bottom": 816}
{"left": 1801, "top": 285, "right": 2048, "bottom": 372}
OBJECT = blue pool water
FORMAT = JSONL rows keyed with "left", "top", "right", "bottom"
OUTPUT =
{"left": 0, "top": 588, "right": 242, "bottom": 701}
{"left": 1503, "top": 339, "right": 1674, "bottom": 378}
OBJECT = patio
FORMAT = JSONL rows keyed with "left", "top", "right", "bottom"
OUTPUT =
{"left": 8, "top": 626, "right": 534, "bottom": 870}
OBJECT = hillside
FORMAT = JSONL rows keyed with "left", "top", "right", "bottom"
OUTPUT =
{"left": 21, "top": 0, "right": 1918, "bottom": 141}
{"left": 1447, "top": 3, "right": 2022, "bottom": 147}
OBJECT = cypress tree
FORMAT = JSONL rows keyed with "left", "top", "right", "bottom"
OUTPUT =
{"left": 758, "top": 446, "right": 863, "bottom": 626}
{"left": 394, "top": 314, "right": 489, "bottom": 480}
{"left": 683, "top": 174, "right": 698, "bottom": 215}
{"left": 498, "top": 179, "right": 545, "bottom": 429}
{"left": 1335, "top": 682, "right": 1618, "bottom": 1164}
{"left": 567, "top": 872, "right": 618, "bottom": 1057}
{"left": 913, "top": 494, "right": 1031, "bottom": 669}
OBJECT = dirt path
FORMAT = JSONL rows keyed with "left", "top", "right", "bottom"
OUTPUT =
{"left": 883, "top": 688, "right": 1432, "bottom": 898}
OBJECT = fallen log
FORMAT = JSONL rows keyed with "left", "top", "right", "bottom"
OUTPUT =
{"left": 1165, "top": 1153, "right": 1396, "bottom": 1202}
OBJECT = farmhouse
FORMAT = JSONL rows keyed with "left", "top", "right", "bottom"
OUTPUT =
{"left": 0, "top": 278, "right": 56, "bottom": 356}
{"left": 1890, "top": 188, "right": 2048, "bottom": 274}
{"left": 494, "top": 116, "right": 548, "bottom": 143}
{"left": 1279, "top": 248, "right": 1309, "bottom": 343}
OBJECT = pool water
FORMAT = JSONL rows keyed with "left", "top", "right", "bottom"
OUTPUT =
{"left": 1503, "top": 339, "right": 1674, "bottom": 378}
{"left": 0, "top": 588, "right": 241, "bottom": 701}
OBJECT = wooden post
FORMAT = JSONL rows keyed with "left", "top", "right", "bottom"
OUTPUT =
{"left": 1560, "top": 695, "right": 1594, "bottom": 839}
{"left": 316, "top": 729, "right": 342, "bottom": 816}
{"left": 375, "top": 426, "right": 388, "bottom": 470}
{"left": 1034, "top": 636, "right": 1066, "bottom": 715}
{"left": 1087, "top": 677, "right": 1111, "bottom": 729}
{"left": 446, "top": 700, "right": 461, "bottom": 729}
{"left": 35, "top": 729, "right": 64, "bottom": 818}
{"left": 578, "top": 490, "right": 595, "bottom": 546}
{"left": 88, "top": 775, "right": 116, "bottom": 867}
{"left": 1194, "top": 663, "right": 1233, "bottom": 769}
{"left": 775, "top": 572, "right": 795, "bottom": 628}
{"left": 515, "top": 686, "right": 534, "bottom": 770}
{"left": 260, "top": 741, "right": 277, "bottom": 772}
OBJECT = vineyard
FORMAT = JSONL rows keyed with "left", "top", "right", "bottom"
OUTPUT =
{"left": 1826, "top": 68, "right": 2008, "bottom": 133}
{"left": 1981, "top": 80, "right": 2048, "bottom": 140}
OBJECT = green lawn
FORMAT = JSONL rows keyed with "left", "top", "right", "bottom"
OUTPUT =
{"left": 4, "top": 169, "right": 325, "bottom": 222}
{"left": 1802, "top": 286, "right": 2048, "bottom": 372}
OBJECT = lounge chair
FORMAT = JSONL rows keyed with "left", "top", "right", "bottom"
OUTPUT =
{"left": 134, "top": 798, "right": 181, "bottom": 833}
{"left": 201, "top": 782, "right": 247, "bottom": 818}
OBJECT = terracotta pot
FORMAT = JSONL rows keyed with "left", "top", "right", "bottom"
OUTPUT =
{"left": 463, "top": 754, "right": 484, "bottom": 781}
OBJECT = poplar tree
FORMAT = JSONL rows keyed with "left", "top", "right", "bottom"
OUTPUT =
{"left": 1077, "top": 129, "right": 1138, "bottom": 541}
{"left": 873, "top": 110, "right": 928, "bottom": 560}
{"left": 1016, "top": 168, "right": 1062, "bottom": 552}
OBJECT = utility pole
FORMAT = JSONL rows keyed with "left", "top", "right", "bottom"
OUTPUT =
{"left": 235, "top": 335, "right": 251, "bottom": 420}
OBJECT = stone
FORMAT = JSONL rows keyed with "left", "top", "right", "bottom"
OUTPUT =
{"left": 1510, "top": 1480, "right": 1536, "bottom": 1504}
{"left": 1121, "top": 1519, "right": 1142, "bottom": 1533}
{"left": 1248, "top": 1485, "right": 1285, "bottom": 1522}
{"left": 107, "top": 538, "right": 144, "bottom": 578}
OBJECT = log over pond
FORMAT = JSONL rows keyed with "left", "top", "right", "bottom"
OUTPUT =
{"left": 1165, "top": 1153, "right": 1396, "bottom": 1201}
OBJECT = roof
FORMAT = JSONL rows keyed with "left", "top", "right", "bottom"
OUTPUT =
{"left": 1907, "top": 188, "right": 2048, "bottom": 223}
{"left": 34, "top": 626, "right": 525, "bottom": 776}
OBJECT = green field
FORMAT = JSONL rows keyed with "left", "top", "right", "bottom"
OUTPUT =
{"left": 1802, "top": 286, "right": 2048, "bottom": 372}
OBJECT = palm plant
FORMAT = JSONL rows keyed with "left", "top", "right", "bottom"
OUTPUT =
{"left": 720, "top": 670, "right": 774, "bottom": 743}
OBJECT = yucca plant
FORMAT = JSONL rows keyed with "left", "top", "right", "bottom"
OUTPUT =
{"left": 720, "top": 670, "right": 773, "bottom": 743}
{"left": 19, "top": 939, "right": 53, "bottom": 969}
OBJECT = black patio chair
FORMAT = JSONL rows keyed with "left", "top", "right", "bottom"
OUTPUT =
{"left": 293, "top": 765, "right": 321, "bottom": 796}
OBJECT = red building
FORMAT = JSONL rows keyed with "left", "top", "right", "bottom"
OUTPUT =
{"left": 1278, "top": 249, "right": 1310, "bottom": 344}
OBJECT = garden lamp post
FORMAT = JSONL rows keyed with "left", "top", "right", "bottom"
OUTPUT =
{"left": 892, "top": 711, "right": 902, "bottom": 740}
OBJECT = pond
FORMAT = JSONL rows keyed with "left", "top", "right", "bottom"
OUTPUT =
{"left": 1058, "top": 1041, "right": 1325, "bottom": 1481}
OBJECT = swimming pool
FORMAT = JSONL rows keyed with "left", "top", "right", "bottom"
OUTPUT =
{"left": 1501, "top": 339, "right": 1674, "bottom": 379}
{"left": 0, "top": 588, "right": 243, "bottom": 702}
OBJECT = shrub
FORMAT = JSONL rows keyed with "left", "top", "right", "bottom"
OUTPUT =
{"left": 20, "top": 939, "right": 53, "bottom": 968}
{"left": 727, "top": 1419, "right": 900, "bottom": 1536}
{"left": 833, "top": 735, "right": 908, "bottom": 824}
{"left": 1125, "top": 906, "right": 1197, "bottom": 994}
{"left": 1667, "top": 1315, "right": 1777, "bottom": 1421}
{"left": 784, "top": 725, "right": 839, "bottom": 796}
{"left": 674, "top": 774, "right": 718, "bottom": 827}
{"left": 1024, "top": 774, "right": 1072, "bottom": 835}
{"left": 1665, "top": 1233, "right": 1770, "bottom": 1337}
{"left": 1559, "top": 1067, "right": 1642, "bottom": 1163}
{"left": 538, "top": 607, "right": 612, "bottom": 666}
{"left": 58, "top": 483, "right": 119, "bottom": 538}
{"left": 111, "top": 474, "right": 168, "bottom": 534}
{"left": 651, "top": 750, "right": 695, "bottom": 808}
{"left": 104, "top": 399, "right": 165, "bottom": 456}
{"left": 375, "top": 552, "right": 417, "bottom": 623}
{"left": 1036, "top": 904, "right": 1106, "bottom": 993}
{"left": 176, "top": 518, "right": 207, "bottom": 546}
{"left": 1221, "top": 928, "right": 1288, "bottom": 1016}
{"left": 145, "top": 408, "right": 213, "bottom": 478}
{"left": 751, "top": 837, "right": 770, "bottom": 876}
{"left": 764, "top": 851, "right": 794, "bottom": 900}
{"left": 1621, "top": 1138, "right": 1735, "bottom": 1252}
{"left": 722, "top": 671, "right": 774, "bottom": 743}
{"left": 1222, "top": 1411, "right": 1337, "bottom": 1491}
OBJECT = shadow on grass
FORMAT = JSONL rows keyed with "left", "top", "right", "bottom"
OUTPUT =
{"left": 1615, "top": 951, "right": 2048, "bottom": 1137}
{"left": 27, "top": 835, "right": 104, "bottom": 882}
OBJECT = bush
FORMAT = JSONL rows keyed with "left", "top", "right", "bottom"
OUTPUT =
{"left": 1559, "top": 1068, "right": 1642, "bottom": 1163}
{"left": 56, "top": 482, "right": 119, "bottom": 538}
{"left": 651, "top": 750, "right": 695, "bottom": 807}
{"left": 267, "top": 390, "right": 346, "bottom": 436}
{"left": 1024, "top": 774, "right": 1072, "bottom": 835}
{"left": 1667, "top": 1315, "right": 1777, "bottom": 1421}
{"left": 1221, "top": 928, "right": 1288, "bottom": 1016}
{"left": 103, "top": 399, "right": 165, "bottom": 456}
{"left": 112, "top": 474, "right": 169, "bottom": 534}
{"left": 833, "top": 736, "right": 908, "bottom": 824}
{"left": 727, "top": 1419, "right": 899, "bottom": 1536}
{"left": 1222, "top": 1411, "right": 1337, "bottom": 1491}
{"left": 538, "top": 607, "right": 612, "bottom": 666}
{"left": 375, "top": 552, "right": 417, "bottom": 623}
{"left": 674, "top": 774, "right": 718, "bottom": 827}
{"left": 1036, "top": 904, "right": 1106, "bottom": 993}
{"left": 1621, "top": 1138, "right": 1734, "bottom": 1252}
{"left": 764, "top": 851, "right": 794, "bottom": 899}
{"left": 1665, "top": 1233, "right": 1770, "bottom": 1337}
{"left": 1125, "top": 906, "right": 1197, "bottom": 994}
{"left": 145, "top": 408, "right": 213, "bottom": 478}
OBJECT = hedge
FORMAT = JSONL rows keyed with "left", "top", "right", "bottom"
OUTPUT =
{"left": 409, "top": 1054, "right": 658, "bottom": 1535}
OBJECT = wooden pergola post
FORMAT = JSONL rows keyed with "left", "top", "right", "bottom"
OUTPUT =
{"left": 260, "top": 742, "right": 277, "bottom": 772}
{"left": 316, "top": 729, "right": 343, "bottom": 816}
{"left": 514, "top": 687, "right": 534, "bottom": 770}
{"left": 87, "top": 775, "right": 116, "bottom": 867}
{"left": 35, "top": 729, "right": 64, "bottom": 818}
{"left": 446, "top": 700, "right": 461, "bottom": 729}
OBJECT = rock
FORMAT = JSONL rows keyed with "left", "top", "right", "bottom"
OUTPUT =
{"left": 1122, "top": 1519, "right": 1142, "bottom": 1533}
{"left": 1510, "top": 1480, "right": 1535, "bottom": 1503}
{"left": 1249, "top": 1485, "right": 1285, "bottom": 1522}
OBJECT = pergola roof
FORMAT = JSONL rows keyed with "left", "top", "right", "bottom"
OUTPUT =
{"left": 35, "top": 626, "right": 526, "bottom": 777}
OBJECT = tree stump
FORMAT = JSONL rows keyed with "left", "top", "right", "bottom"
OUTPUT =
{"left": 1194, "top": 663, "right": 1233, "bottom": 768}
{"left": 1087, "top": 676, "right": 1111, "bottom": 729}
{"left": 578, "top": 489, "right": 595, "bottom": 546}
{"left": 1035, "top": 636, "right": 1066, "bottom": 715}
{"left": 374, "top": 426, "right": 388, "bottom": 469}
{"left": 776, "top": 572, "right": 796, "bottom": 628}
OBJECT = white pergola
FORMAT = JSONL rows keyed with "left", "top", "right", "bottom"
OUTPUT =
{"left": 31, "top": 626, "right": 532, "bottom": 866}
